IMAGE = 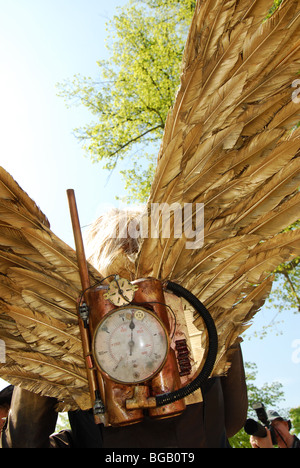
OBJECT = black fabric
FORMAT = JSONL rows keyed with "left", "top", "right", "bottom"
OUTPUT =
{"left": 100, "top": 403, "right": 204, "bottom": 448}
{"left": 0, "top": 385, "right": 14, "bottom": 407}
{"left": 49, "top": 378, "right": 230, "bottom": 448}
{"left": 101, "top": 378, "right": 229, "bottom": 448}
{"left": 1, "top": 387, "right": 58, "bottom": 448}
{"left": 68, "top": 410, "right": 103, "bottom": 448}
{"left": 292, "top": 436, "right": 300, "bottom": 448}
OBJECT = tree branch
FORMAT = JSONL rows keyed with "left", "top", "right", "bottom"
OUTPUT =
{"left": 106, "top": 124, "right": 164, "bottom": 159}
{"left": 282, "top": 271, "right": 300, "bottom": 312}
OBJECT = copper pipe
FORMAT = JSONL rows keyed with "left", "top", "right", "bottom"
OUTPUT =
{"left": 67, "top": 189, "right": 90, "bottom": 292}
{"left": 67, "top": 189, "right": 105, "bottom": 422}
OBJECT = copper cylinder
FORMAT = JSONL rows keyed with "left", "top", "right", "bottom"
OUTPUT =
{"left": 104, "top": 380, "right": 144, "bottom": 427}
{"left": 86, "top": 286, "right": 144, "bottom": 427}
{"left": 132, "top": 278, "right": 186, "bottom": 419}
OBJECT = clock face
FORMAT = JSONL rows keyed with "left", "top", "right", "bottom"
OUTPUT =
{"left": 93, "top": 306, "right": 169, "bottom": 384}
{"left": 103, "top": 278, "right": 138, "bottom": 306}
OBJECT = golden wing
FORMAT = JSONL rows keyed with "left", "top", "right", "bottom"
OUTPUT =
{"left": 136, "top": 0, "right": 300, "bottom": 373}
{"left": 0, "top": 167, "right": 103, "bottom": 411}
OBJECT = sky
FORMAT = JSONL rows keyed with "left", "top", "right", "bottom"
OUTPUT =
{"left": 0, "top": 0, "right": 130, "bottom": 246}
{"left": 0, "top": 0, "right": 299, "bottom": 417}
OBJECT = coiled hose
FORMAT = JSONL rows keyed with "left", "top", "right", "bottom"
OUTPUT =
{"left": 155, "top": 281, "right": 218, "bottom": 407}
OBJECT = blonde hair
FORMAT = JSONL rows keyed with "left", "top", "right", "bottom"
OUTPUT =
{"left": 84, "top": 207, "right": 144, "bottom": 278}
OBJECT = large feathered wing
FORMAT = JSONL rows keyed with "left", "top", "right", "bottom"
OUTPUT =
{"left": 1, "top": 0, "right": 299, "bottom": 409}
{"left": 136, "top": 0, "right": 300, "bottom": 374}
{"left": 0, "top": 167, "right": 103, "bottom": 410}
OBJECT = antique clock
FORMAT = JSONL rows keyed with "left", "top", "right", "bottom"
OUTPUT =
{"left": 92, "top": 306, "right": 169, "bottom": 385}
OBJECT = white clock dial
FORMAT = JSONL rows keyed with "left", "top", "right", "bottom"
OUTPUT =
{"left": 93, "top": 307, "right": 169, "bottom": 384}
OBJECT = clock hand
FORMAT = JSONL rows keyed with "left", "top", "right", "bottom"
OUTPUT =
{"left": 129, "top": 315, "right": 135, "bottom": 356}
{"left": 113, "top": 356, "right": 124, "bottom": 372}
{"left": 129, "top": 340, "right": 135, "bottom": 356}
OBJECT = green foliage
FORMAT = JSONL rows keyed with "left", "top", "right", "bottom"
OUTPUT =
{"left": 290, "top": 407, "right": 300, "bottom": 436}
{"left": 267, "top": 0, "right": 284, "bottom": 17}
{"left": 270, "top": 265, "right": 300, "bottom": 312}
{"left": 229, "top": 362, "right": 285, "bottom": 448}
{"left": 55, "top": 412, "right": 71, "bottom": 432}
{"left": 266, "top": 220, "right": 300, "bottom": 319}
{"left": 117, "top": 157, "right": 156, "bottom": 204}
{"left": 57, "top": 0, "right": 195, "bottom": 202}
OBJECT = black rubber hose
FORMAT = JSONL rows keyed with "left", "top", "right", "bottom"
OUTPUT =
{"left": 155, "top": 281, "right": 218, "bottom": 407}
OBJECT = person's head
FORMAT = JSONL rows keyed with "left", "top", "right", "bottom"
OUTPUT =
{"left": 267, "top": 410, "right": 294, "bottom": 448}
{"left": 0, "top": 385, "right": 13, "bottom": 432}
{"left": 84, "top": 207, "right": 144, "bottom": 278}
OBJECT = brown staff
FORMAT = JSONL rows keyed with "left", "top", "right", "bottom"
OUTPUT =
{"left": 67, "top": 189, "right": 105, "bottom": 424}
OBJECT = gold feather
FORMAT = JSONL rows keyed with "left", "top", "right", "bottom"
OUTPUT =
{"left": 268, "top": 99, "right": 300, "bottom": 130}
{"left": 241, "top": 190, "right": 300, "bottom": 237}
{"left": 0, "top": 198, "right": 45, "bottom": 230}
{"left": 231, "top": 158, "right": 300, "bottom": 229}
{"left": 0, "top": 167, "right": 49, "bottom": 227}
{"left": 0, "top": 364, "right": 84, "bottom": 411}
{"left": 0, "top": 224, "right": 42, "bottom": 260}
{"left": 7, "top": 267, "right": 78, "bottom": 312}
{"left": 9, "top": 351, "right": 87, "bottom": 389}
{"left": 3, "top": 304, "right": 83, "bottom": 363}
{"left": 23, "top": 227, "right": 102, "bottom": 285}
{"left": 21, "top": 290, "right": 78, "bottom": 324}
{"left": 23, "top": 227, "right": 81, "bottom": 284}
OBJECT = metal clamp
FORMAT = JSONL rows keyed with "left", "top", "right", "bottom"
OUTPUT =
{"left": 79, "top": 302, "right": 89, "bottom": 328}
